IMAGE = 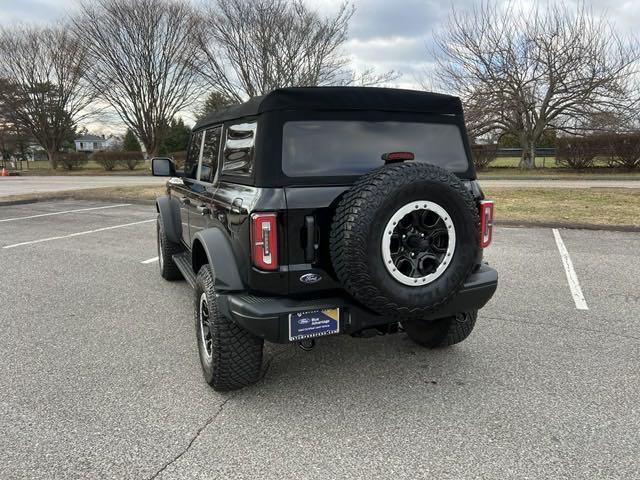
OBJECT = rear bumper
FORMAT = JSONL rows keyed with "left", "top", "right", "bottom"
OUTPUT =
{"left": 219, "top": 264, "right": 498, "bottom": 344}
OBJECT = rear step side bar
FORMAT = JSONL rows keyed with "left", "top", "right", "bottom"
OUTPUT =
{"left": 173, "top": 252, "right": 196, "bottom": 288}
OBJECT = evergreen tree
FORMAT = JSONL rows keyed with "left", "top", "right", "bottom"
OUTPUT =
{"left": 196, "top": 91, "right": 235, "bottom": 120}
{"left": 159, "top": 118, "right": 190, "bottom": 154}
{"left": 123, "top": 128, "right": 141, "bottom": 152}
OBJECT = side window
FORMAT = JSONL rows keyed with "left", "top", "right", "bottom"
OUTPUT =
{"left": 222, "top": 121, "right": 256, "bottom": 176}
{"left": 199, "top": 126, "right": 222, "bottom": 183}
{"left": 185, "top": 130, "right": 203, "bottom": 179}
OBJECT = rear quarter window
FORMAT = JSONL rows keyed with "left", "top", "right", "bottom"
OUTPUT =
{"left": 221, "top": 121, "right": 257, "bottom": 176}
{"left": 282, "top": 121, "right": 469, "bottom": 177}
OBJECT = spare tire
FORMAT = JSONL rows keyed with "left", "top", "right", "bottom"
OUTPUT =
{"left": 330, "top": 162, "right": 479, "bottom": 318}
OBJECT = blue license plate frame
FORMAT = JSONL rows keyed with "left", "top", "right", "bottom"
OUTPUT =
{"left": 288, "top": 308, "right": 340, "bottom": 341}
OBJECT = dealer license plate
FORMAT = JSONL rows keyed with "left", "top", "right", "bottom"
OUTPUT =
{"left": 288, "top": 308, "right": 340, "bottom": 341}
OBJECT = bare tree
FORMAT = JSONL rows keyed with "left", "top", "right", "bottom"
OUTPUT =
{"left": 74, "top": 0, "right": 203, "bottom": 156}
{"left": 432, "top": 2, "right": 639, "bottom": 168}
{"left": 0, "top": 26, "right": 94, "bottom": 168}
{"left": 196, "top": 0, "right": 396, "bottom": 103}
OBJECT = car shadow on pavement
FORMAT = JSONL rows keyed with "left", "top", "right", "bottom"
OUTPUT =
{"left": 250, "top": 333, "right": 483, "bottom": 400}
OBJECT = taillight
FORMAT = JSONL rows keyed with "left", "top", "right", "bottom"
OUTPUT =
{"left": 250, "top": 212, "right": 278, "bottom": 270}
{"left": 381, "top": 151, "right": 415, "bottom": 163}
{"left": 479, "top": 200, "right": 494, "bottom": 248}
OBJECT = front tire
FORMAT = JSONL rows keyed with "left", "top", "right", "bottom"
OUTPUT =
{"left": 403, "top": 311, "right": 478, "bottom": 348}
{"left": 195, "top": 266, "right": 264, "bottom": 391}
{"left": 157, "top": 215, "right": 183, "bottom": 281}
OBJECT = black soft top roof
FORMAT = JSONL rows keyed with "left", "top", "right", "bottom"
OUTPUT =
{"left": 194, "top": 87, "right": 463, "bottom": 130}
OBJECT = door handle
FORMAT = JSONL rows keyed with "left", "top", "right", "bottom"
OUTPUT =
{"left": 304, "top": 215, "right": 318, "bottom": 262}
{"left": 231, "top": 197, "right": 243, "bottom": 214}
{"left": 180, "top": 197, "right": 191, "bottom": 206}
{"left": 196, "top": 205, "right": 210, "bottom": 215}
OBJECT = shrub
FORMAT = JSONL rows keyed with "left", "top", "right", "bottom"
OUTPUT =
{"left": 92, "top": 151, "right": 122, "bottom": 171}
{"left": 119, "top": 151, "right": 144, "bottom": 170}
{"left": 555, "top": 136, "right": 601, "bottom": 169}
{"left": 58, "top": 152, "right": 88, "bottom": 170}
{"left": 608, "top": 133, "right": 640, "bottom": 169}
{"left": 470, "top": 144, "right": 498, "bottom": 170}
{"left": 169, "top": 151, "right": 186, "bottom": 170}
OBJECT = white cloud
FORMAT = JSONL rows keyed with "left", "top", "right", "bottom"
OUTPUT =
{"left": 0, "top": 0, "right": 75, "bottom": 24}
{"left": 1, "top": 0, "right": 637, "bottom": 127}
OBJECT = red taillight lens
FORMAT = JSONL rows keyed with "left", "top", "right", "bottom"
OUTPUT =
{"left": 250, "top": 212, "right": 278, "bottom": 270}
{"left": 381, "top": 151, "right": 415, "bottom": 163}
{"left": 479, "top": 200, "right": 494, "bottom": 248}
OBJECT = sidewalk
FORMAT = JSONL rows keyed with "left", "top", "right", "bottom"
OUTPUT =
{"left": 0, "top": 175, "right": 166, "bottom": 198}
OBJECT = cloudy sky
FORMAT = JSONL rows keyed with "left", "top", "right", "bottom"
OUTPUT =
{"left": 1, "top": 0, "right": 638, "bottom": 130}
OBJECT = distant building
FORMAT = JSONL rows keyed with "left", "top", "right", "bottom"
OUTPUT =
{"left": 74, "top": 134, "right": 106, "bottom": 153}
{"left": 74, "top": 134, "right": 124, "bottom": 152}
{"left": 103, "top": 135, "right": 123, "bottom": 151}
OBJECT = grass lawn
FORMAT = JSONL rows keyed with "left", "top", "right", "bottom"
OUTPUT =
{"left": 0, "top": 186, "right": 166, "bottom": 204}
{"left": 9, "top": 159, "right": 150, "bottom": 175}
{"left": 479, "top": 157, "right": 640, "bottom": 178}
{"left": 489, "top": 156, "right": 616, "bottom": 168}
{"left": 491, "top": 156, "right": 558, "bottom": 168}
{"left": 478, "top": 169, "right": 640, "bottom": 179}
{"left": 484, "top": 187, "right": 640, "bottom": 228}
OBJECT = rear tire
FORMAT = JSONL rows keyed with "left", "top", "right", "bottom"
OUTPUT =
{"left": 403, "top": 311, "right": 478, "bottom": 348}
{"left": 195, "top": 266, "right": 264, "bottom": 391}
{"left": 157, "top": 215, "right": 183, "bottom": 281}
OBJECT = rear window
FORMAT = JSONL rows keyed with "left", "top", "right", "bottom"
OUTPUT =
{"left": 282, "top": 121, "right": 469, "bottom": 177}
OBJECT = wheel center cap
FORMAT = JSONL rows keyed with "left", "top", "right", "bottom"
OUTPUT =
{"left": 406, "top": 234, "right": 429, "bottom": 249}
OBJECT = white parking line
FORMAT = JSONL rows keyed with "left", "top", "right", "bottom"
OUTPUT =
{"left": 552, "top": 228, "right": 589, "bottom": 310}
{"left": 2, "top": 219, "right": 155, "bottom": 249}
{"left": 141, "top": 256, "right": 159, "bottom": 264}
{"left": 0, "top": 204, "right": 131, "bottom": 223}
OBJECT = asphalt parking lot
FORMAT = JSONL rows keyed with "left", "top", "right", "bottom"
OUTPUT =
{"left": 1, "top": 200, "right": 639, "bottom": 480}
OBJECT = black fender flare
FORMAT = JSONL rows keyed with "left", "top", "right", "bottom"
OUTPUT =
{"left": 192, "top": 228, "right": 245, "bottom": 292}
{"left": 155, "top": 195, "right": 182, "bottom": 244}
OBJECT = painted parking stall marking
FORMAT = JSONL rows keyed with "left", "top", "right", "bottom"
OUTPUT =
{"left": 141, "top": 257, "right": 159, "bottom": 264}
{"left": 0, "top": 203, "right": 131, "bottom": 223}
{"left": 552, "top": 228, "right": 589, "bottom": 311}
{"left": 2, "top": 219, "right": 155, "bottom": 249}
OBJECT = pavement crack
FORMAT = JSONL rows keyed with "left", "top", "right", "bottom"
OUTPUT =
{"left": 146, "top": 395, "right": 234, "bottom": 480}
{"left": 147, "top": 349, "right": 290, "bottom": 479}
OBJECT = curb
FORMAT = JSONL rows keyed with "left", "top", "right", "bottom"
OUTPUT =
{"left": 496, "top": 220, "right": 640, "bottom": 233}
{"left": 0, "top": 195, "right": 157, "bottom": 207}
{"left": 479, "top": 175, "right": 640, "bottom": 181}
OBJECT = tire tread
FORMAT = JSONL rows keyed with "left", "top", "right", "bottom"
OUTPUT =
{"left": 195, "top": 266, "right": 263, "bottom": 391}
{"left": 157, "top": 215, "right": 183, "bottom": 281}
{"left": 329, "top": 162, "right": 479, "bottom": 318}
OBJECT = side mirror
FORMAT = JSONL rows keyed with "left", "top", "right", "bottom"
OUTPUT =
{"left": 151, "top": 157, "right": 175, "bottom": 177}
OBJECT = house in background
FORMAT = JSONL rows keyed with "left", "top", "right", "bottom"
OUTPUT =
{"left": 74, "top": 134, "right": 106, "bottom": 153}
{"left": 74, "top": 134, "right": 124, "bottom": 152}
{"left": 103, "top": 134, "right": 123, "bottom": 151}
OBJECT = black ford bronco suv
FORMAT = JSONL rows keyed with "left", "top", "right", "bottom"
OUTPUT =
{"left": 152, "top": 87, "right": 498, "bottom": 391}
